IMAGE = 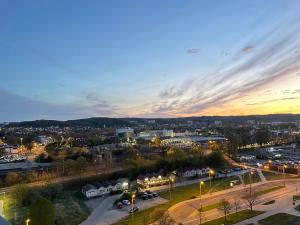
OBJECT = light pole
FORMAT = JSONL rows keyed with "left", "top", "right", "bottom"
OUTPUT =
{"left": 209, "top": 169, "right": 214, "bottom": 193}
{"left": 199, "top": 181, "right": 204, "bottom": 225}
{"left": 26, "top": 218, "right": 30, "bottom": 225}
{"left": 131, "top": 193, "right": 135, "bottom": 220}
{"left": 283, "top": 165, "right": 287, "bottom": 187}
{"left": 169, "top": 177, "right": 174, "bottom": 200}
{"left": 249, "top": 171, "right": 253, "bottom": 196}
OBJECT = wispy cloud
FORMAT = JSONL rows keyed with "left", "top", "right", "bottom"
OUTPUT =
{"left": 143, "top": 16, "right": 300, "bottom": 116}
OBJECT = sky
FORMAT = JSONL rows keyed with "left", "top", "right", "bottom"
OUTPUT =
{"left": 0, "top": 0, "right": 300, "bottom": 122}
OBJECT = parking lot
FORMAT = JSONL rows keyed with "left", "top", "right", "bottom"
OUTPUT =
{"left": 81, "top": 193, "right": 167, "bottom": 225}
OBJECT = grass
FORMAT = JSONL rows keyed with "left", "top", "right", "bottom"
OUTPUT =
{"left": 113, "top": 176, "right": 241, "bottom": 225}
{"left": 202, "top": 210, "right": 263, "bottom": 225}
{"left": 243, "top": 172, "right": 262, "bottom": 185}
{"left": 258, "top": 213, "right": 300, "bottom": 225}
{"left": 255, "top": 186, "right": 284, "bottom": 196}
{"left": 262, "top": 200, "right": 275, "bottom": 205}
{"left": 262, "top": 171, "right": 298, "bottom": 181}
{"left": 201, "top": 202, "right": 222, "bottom": 212}
{"left": 0, "top": 191, "right": 90, "bottom": 225}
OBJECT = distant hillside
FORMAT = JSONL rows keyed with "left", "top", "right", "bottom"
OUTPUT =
{"left": 6, "top": 114, "right": 300, "bottom": 128}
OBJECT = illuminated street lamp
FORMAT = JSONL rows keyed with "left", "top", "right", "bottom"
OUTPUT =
{"left": 230, "top": 181, "right": 234, "bottom": 188}
{"left": 199, "top": 181, "right": 204, "bottom": 200}
{"left": 26, "top": 218, "right": 30, "bottom": 225}
{"left": 283, "top": 165, "right": 288, "bottom": 187}
{"left": 131, "top": 193, "right": 136, "bottom": 220}
{"left": 209, "top": 169, "right": 214, "bottom": 193}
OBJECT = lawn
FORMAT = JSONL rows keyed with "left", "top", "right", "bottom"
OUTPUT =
{"left": 113, "top": 176, "right": 241, "bottom": 225}
{"left": 201, "top": 202, "right": 222, "bottom": 212}
{"left": 202, "top": 210, "right": 263, "bottom": 225}
{"left": 0, "top": 191, "right": 90, "bottom": 225}
{"left": 243, "top": 172, "right": 262, "bottom": 185}
{"left": 255, "top": 186, "right": 284, "bottom": 197}
{"left": 258, "top": 213, "right": 300, "bottom": 225}
{"left": 262, "top": 171, "right": 298, "bottom": 181}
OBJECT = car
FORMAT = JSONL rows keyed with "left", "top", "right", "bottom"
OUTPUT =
{"left": 152, "top": 192, "right": 158, "bottom": 197}
{"left": 141, "top": 194, "right": 148, "bottom": 200}
{"left": 147, "top": 193, "right": 153, "bottom": 198}
{"left": 116, "top": 202, "right": 123, "bottom": 209}
{"left": 122, "top": 200, "right": 131, "bottom": 206}
{"left": 129, "top": 206, "right": 139, "bottom": 213}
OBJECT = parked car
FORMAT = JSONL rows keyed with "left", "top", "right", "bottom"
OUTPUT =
{"left": 122, "top": 200, "right": 131, "bottom": 206}
{"left": 141, "top": 194, "right": 149, "bottom": 200}
{"left": 152, "top": 192, "right": 158, "bottom": 197}
{"left": 116, "top": 202, "right": 123, "bottom": 209}
{"left": 129, "top": 206, "right": 139, "bottom": 213}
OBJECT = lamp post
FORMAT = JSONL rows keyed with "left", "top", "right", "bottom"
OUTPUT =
{"left": 199, "top": 181, "right": 204, "bottom": 200}
{"left": 131, "top": 193, "right": 135, "bottom": 220}
{"left": 249, "top": 171, "right": 253, "bottom": 196}
{"left": 209, "top": 169, "right": 214, "bottom": 193}
{"left": 199, "top": 181, "right": 204, "bottom": 225}
{"left": 169, "top": 177, "right": 174, "bottom": 200}
{"left": 283, "top": 165, "right": 287, "bottom": 187}
{"left": 26, "top": 218, "right": 30, "bottom": 225}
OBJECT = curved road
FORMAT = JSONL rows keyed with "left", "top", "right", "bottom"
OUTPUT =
{"left": 169, "top": 179, "right": 300, "bottom": 225}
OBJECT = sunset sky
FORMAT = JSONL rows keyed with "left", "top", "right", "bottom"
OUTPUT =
{"left": 1, "top": 0, "right": 300, "bottom": 121}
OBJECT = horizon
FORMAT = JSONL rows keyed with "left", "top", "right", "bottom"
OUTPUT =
{"left": 1, "top": 0, "right": 300, "bottom": 121}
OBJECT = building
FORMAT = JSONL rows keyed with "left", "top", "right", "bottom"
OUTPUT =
{"left": 82, "top": 179, "right": 129, "bottom": 198}
{"left": 37, "top": 136, "right": 54, "bottom": 145}
{"left": 137, "top": 173, "right": 174, "bottom": 188}
{"left": 137, "top": 129, "right": 174, "bottom": 140}
{"left": 116, "top": 128, "right": 134, "bottom": 141}
{"left": 178, "top": 167, "right": 210, "bottom": 178}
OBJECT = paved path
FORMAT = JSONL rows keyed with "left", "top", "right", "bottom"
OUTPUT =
{"left": 81, "top": 196, "right": 167, "bottom": 225}
{"left": 169, "top": 179, "right": 300, "bottom": 225}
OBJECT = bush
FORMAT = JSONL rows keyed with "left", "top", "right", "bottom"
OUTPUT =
{"left": 29, "top": 196, "right": 55, "bottom": 225}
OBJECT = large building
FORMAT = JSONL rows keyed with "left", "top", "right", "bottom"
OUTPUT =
{"left": 137, "top": 129, "right": 174, "bottom": 140}
{"left": 116, "top": 128, "right": 134, "bottom": 141}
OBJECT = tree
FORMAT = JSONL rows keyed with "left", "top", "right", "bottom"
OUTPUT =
{"left": 244, "top": 191, "right": 257, "bottom": 212}
{"left": 5, "top": 171, "right": 22, "bottom": 185}
{"left": 29, "top": 196, "right": 55, "bottom": 225}
{"left": 11, "top": 184, "right": 30, "bottom": 206}
{"left": 167, "top": 148, "right": 187, "bottom": 161}
{"left": 218, "top": 198, "right": 231, "bottom": 222}
{"left": 150, "top": 209, "right": 175, "bottom": 225}
{"left": 233, "top": 199, "right": 242, "bottom": 214}
{"left": 255, "top": 128, "right": 270, "bottom": 147}
{"left": 41, "top": 184, "right": 63, "bottom": 201}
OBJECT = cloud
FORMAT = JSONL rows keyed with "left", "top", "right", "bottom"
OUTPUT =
{"left": 242, "top": 45, "right": 256, "bottom": 53}
{"left": 187, "top": 48, "right": 201, "bottom": 55}
{"left": 145, "top": 16, "right": 300, "bottom": 116}
{"left": 0, "top": 90, "right": 118, "bottom": 122}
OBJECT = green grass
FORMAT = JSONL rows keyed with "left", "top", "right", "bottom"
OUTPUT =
{"left": 243, "top": 172, "right": 262, "bottom": 184}
{"left": 262, "top": 200, "right": 275, "bottom": 205}
{"left": 263, "top": 171, "right": 298, "bottom": 181}
{"left": 113, "top": 176, "right": 241, "bottom": 225}
{"left": 202, "top": 210, "right": 263, "bottom": 225}
{"left": 200, "top": 202, "right": 222, "bottom": 212}
{"left": 0, "top": 191, "right": 90, "bottom": 225}
{"left": 255, "top": 186, "right": 284, "bottom": 197}
{"left": 258, "top": 213, "right": 300, "bottom": 225}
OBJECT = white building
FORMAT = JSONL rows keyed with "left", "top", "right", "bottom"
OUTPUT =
{"left": 137, "top": 129, "right": 174, "bottom": 140}
{"left": 116, "top": 128, "right": 134, "bottom": 141}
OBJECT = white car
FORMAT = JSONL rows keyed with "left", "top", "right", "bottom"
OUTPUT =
{"left": 122, "top": 200, "right": 131, "bottom": 206}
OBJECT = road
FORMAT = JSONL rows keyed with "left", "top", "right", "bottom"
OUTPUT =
{"left": 168, "top": 179, "right": 300, "bottom": 225}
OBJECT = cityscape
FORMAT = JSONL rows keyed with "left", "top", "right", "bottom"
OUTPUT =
{"left": 1, "top": 1, "right": 300, "bottom": 225}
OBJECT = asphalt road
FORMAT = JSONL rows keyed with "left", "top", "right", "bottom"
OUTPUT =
{"left": 168, "top": 179, "right": 300, "bottom": 225}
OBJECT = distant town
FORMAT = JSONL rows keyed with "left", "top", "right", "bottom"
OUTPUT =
{"left": 1, "top": 115, "right": 300, "bottom": 225}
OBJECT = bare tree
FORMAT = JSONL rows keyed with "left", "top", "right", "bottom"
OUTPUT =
{"left": 150, "top": 209, "right": 175, "bottom": 225}
{"left": 218, "top": 198, "right": 232, "bottom": 222}
{"left": 244, "top": 191, "right": 257, "bottom": 212}
{"left": 233, "top": 199, "right": 242, "bottom": 214}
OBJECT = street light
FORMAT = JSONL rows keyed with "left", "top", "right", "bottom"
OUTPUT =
{"left": 131, "top": 193, "right": 135, "bottom": 220}
{"left": 169, "top": 177, "right": 174, "bottom": 200}
{"left": 26, "top": 218, "right": 30, "bottom": 225}
{"left": 283, "top": 165, "right": 288, "bottom": 187}
{"left": 249, "top": 171, "right": 254, "bottom": 196}
{"left": 209, "top": 169, "right": 214, "bottom": 193}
